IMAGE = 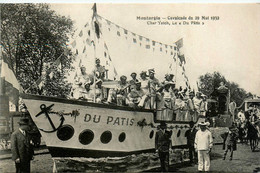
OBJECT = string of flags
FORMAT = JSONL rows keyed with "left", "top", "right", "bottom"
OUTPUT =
{"left": 96, "top": 14, "right": 177, "bottom": 56}
{"left": 68, "top": 6, "right": 190, "bottom": 87}
{"left": 175, "top": 38, "right": 190, "bottom": 89}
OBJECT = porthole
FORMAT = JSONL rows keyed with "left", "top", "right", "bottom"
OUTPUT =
{"left": 177, "top": 130, "right": 181, "bottom": 137}
{"left": 79, "top": 129, "right": 94, "bottom": 145}
{"left": 118, "top": 132, "right": 126, "bottom": 142}
{"left": 101, "top": 131, "right": 112, "bottom": 144}
{"left": 149, "top": 130, "right": 154, "bottom": 139}
{"left": 57, "top": 125, "right": 74, "bottom": 141}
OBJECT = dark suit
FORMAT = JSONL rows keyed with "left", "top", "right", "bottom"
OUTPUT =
{"left": 155, "top": 129, "right": 172, "bottom": 172}
{"left": 11, "top": 129, "right": 34, "bottom": 173}
{"left": 221, "top": 131, "right": 237, "bottom": 160}
{"left": 186, "top": 128, "right": 198, "bottom": 163}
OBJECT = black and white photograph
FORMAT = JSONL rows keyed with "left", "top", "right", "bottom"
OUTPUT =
{"left": 0, "top": 2, "right": 260, "bottom": 172}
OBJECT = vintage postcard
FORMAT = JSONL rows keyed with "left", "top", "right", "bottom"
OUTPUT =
{"left": 0, "top": 3, "right": 260, "bottom": 173}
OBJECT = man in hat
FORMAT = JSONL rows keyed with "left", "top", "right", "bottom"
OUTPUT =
{"left": 222, "top": 126, "right": 238, "bottom": 161}
{"left": 157, "top": 81, "right": 175, "bottom": 121}
{"left": 147, "top": 69, "right": 162, "bottom": 109}
{"left": 162, "top": 74, "right": 176, "bottom": 91}
{"left": 11, "top": 117, "right": 34, "bottom": 173}
{"left": 155, "top": 122, "right": 173, "bottom": 172}
{"left": 186, "top": 121, "right": 198, "bottom": 164}
{"left": 193, "top": 92, "right": 202, "bottom": 120}
{"left": 139, "top": 71, "right": 149, "bottom": 95}
{"left": 129, "top": 72, "right": 139, "bottom": 86}
{"left": 194, "top": 121, "right": 213, "bottom": 172}
{"left": 94, "top": 58, "right": 106, "bottom": 80}
{"left": 199, "top": 94, "right": 208, "bottom": 117}
{"left": 116, "top": 75, "right": 129, "bottom": 106}
{"left": 175, "top": 91, "right": 186, "bottom": 121}
{"left": 127, "top": 83, "right": 144, "bottom": 107}
{"left": 186, "top": 91, "right": 195, "bottom": 122}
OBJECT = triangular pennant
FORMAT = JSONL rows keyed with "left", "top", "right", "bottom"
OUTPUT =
{"left": 117, "top": 31, "right": 121, "bottom": 36}
{"left": 114, "top": 67, "right": 118, "bottom": 76}
{"left": 152, "top": 41, "right": 156, "bottom": 46}
{"left": 175, "top": 38, "right": 183, "bottom": 49}
{"left": 139, "top": 35, "right": 142, "bottom": 41}
{"left": 84, "top": 22, "right": 89, "bottom": 27}
{"left": 94, "top": 21, "right": 100, "bottom": 39}
{"left": 104, "top": 43, "right": 108, "bottom": 50}
{"left": 82, "top": 46, "right": 86, "bottom": 53}
{"left": 79, "top": 30, "right": 83, "bottom": 37}
{"left": 178, "top": 54, "right": 186, "bottom": 64}
{"left": 86, "top": 38, "right": 91, "bottom": 46}
{"left": 133, "top": 38, "right": 137, "bottom": 43}
{"left": 124, "top": 29, "right": 128, "bottom": 34}
{"left": 71, "top": 40, "right": 76, "bottom": 48}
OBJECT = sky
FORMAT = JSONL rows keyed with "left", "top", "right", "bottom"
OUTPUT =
{"left": 50, "top": 3, "right": 260, "bottom": 96}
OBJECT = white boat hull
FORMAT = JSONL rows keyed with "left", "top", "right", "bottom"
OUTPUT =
{"left": 22, "top": 94, "right": 189, "bottom": 158}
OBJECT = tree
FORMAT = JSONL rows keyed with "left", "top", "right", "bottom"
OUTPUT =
{"left": 1, "top": 4, "right": 75, "bottom": 97}
{"left": 198, "top": 71, "right": 250, "bottom": 106}
{"left": 198, "top": 71, "right": 227, "bottom": 96}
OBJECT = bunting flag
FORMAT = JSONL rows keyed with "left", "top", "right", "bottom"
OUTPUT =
{"left": 79, "top": 30, "right": 83, "bottom": 37}
{"left": 86, "top": 38, "right": 91, "bottom": 46}
{"left": 97, "top": 15, "right": 179, "bottom": 56}
{"left": 182, "top": 66, "right": 185, "bottom": 72}
{"left": 82, "top": 46, "right": 86, "bottom": 53}
{"left": 178, "top": 54, "right": 186, "bottom": 64}
{"left": 94, "top": 21, "right": 100, "bottom": 39}
{"left": 104, "top": 43, "right": 108, "bottom": 50}
{"left": 175, "top": 38, "right": 183, "bottom": 49}
{"left": 71, "top": 40, "right": 76, "bottom": 48}
{"left": 84, "top": 22, "right": 89, "bottom": 28}
{"left": 173, "top": 53, "right": 176, "bottom": 62}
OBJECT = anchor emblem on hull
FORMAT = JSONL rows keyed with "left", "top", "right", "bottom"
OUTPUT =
{"left": 35, "top": 104, "right": 64, "bottom": 133}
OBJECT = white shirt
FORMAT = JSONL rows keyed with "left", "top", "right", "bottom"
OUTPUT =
{"left": 195, "top": 129, "right": 213, "bottom": 150}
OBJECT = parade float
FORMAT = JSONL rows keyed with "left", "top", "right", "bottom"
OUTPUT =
{"left": 2, "top": 4, "right": 232, "bottom": 172}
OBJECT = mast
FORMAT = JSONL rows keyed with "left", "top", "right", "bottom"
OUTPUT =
{"left": 92, "top": 3, "right": 97, "bottom": 103}
{"left": 175, "top": 49, "right": 178, "bottom": 86}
